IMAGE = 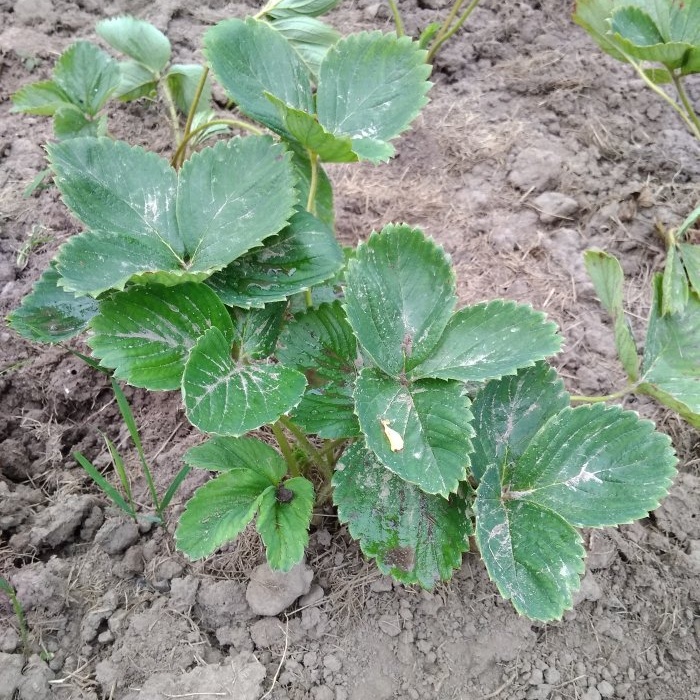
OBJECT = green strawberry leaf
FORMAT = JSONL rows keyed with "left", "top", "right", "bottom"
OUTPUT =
{"left": 114, "top": 60, "right": 158, "bottom": 101}
{"left": 475, "top": 463, "right": 586, "bottom": 622}
{"left": 53, "top": 108, "right": 106, "bottom": 139}
{"left": 266, "top": 0, "right": 340, "bottom": 19}
{"left": 206, "top": 209, "right": 343, "bottom": 308}
{"left": 182, "top": 327, "right": 306, "bottom": 436}
{"left": 334, "top": 441, "right": 472, "bottom": 587}
{"left": 291, "top": 386, "right": 360, "bottom": 438}
{"left": 204, "top": 18, "right": 314, "bottom": 137}
{"left": 11, "top": 80, "right": 72, "bottom": 116}
{"left": 638, "top": 275, "right": 700, "bottom": 427}
{"left": 354, "top": 369, "right": 473, "bottom": 497}
{"left": 470, "top": 363, "right": 570, "bottom": 483}
{"left": 409, "top": 301, "right": 562, "bottom": 382}
{"left": 584, "top": 249, "right": 639, "bottom": 380}
{"left": 344, "top": 225, "right": 456, "bottom": 377}
{"left": 317, "top": 31, "right": 431, "bottom": 161}
{"left": 52, "top": 41, "right": 120, "bottom": 116}
{"left": 268, "top": 16, "right": 340, "bottom": 78}
{"left": 183, "top": 436, "right": 287, "bottom": 480}
{"left": 662, "top": 244, "right": 690, "bottom": 315}
{"left": 88, "top": 282, "right": 234, "bottom": 391}
{"left": 678, "top": 242, "right": 700, "bottom": 297}
{"left": 97, "top": 16, "right": 171, "bottom": 73}
{"left": 8, "top": 265, "right": 98, "bottom": 343}
{"left": 166, "top": 64, "right": 212, "bottom": 114}
{"left": 257, "top": 476, "right": 314, "bottom": 570}
{"left": 231, "top": 303, "right": 287, "bottom": 360}
{"left": 49, "top": 136, "right": 296, "bottom": 296}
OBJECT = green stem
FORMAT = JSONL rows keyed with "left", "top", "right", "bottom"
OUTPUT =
{"left": 387, "top": 0, "right": 405, "bottom": 37}
{"left": 272, "top": 421, "right": 300, "bottom": 477}
{"left": 670, "top": 71, "right": 700, "bottom": 142}
{"left": 570, "top": 386, "right": 635, "bottom": 403}
{"left": 177, "top": 66, "right": 211, "bottom": 166}
{"left": 306, "top": 149, "right": 319, "bottom": 215}
{"left": 318, "top": 438, "right": 349, "bottom": 468}
{"left": 170, "top": 118, "right": 263, "bottom": 168}
{"left": 427, "top": 0, "right": 481, "bottom": 63}
{"left": 278, "top": 416, "right": 332, "bottom": 480}
{"left": 161, "top": 79, "right": 182, "bottom": 148}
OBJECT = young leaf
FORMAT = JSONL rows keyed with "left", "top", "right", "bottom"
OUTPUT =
{"left": 54, "top": 107, "right": 106, "bottom": 139}
{"left": 182, "top": 327, "right": 307, "bottom": 436}
{"left": 204, "top": 18, "right": 314, "bottom": 136}
{"left": 206, "top": 210, "right": 343, "bottom": 308}
{"left": 409, "top": 301, "right": 562, "bottom": 382}
{"left": 11, "top": 80, "right": 72, "bottom": 115}
{"left": 334, "top": 441, "right": 472, "bottom": 588}
{"left": 470, "top": 363, "right": 570, "bottom": 483}
{"left": 268, "top": 16, "right": 341, "bottom": 78}
{"left": 317, "top": 31, "right": 431, "bottom": 162}
{"left": 354, "top": 369, "right": 474, "bottom": 497}
{"left": 176, "top": 472, "right": 275, "bottom": 560}
{"left": 97, "top": 16, "right": 171, "bottom": 74}
{"left": 166, "top": 64, "right": 212, "bottom": 114}
{"left": 184, "top": 436, "right": 287, "bottom": 480}
{"left": 583, "top": 249, "right": 639, "bottom": 380}
{"left": 53, "top": 41, "right": 121, "bottom": 116}
{"left": 256, "top": 476, "right": 314, "bottom": 571}
{"left": 88, "top": 282, "right": 234, "bottom": 391}
{"left": 265, "top": 0, "right": 340, "bottom": 19}
{"left": 344, "top": 225, "right": 456, "bottom": 377}
{"left": 7, "top": 265, "right": 98, "bottom": 343}
{"left": 638, "top": 275, "right": 700, "bottom": 427}
{"left": 662, "top": 244, "right": 690, "bottom": 314}
{"left": 49, "top": 136, "right": 296, "bottom": 296}
{"left": 475, "top": 463, "right": 585, "bottom": 622}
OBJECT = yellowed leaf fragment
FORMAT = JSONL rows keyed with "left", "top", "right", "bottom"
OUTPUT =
{"left": 380, "top": 419, "right": 404, "bottom": 452}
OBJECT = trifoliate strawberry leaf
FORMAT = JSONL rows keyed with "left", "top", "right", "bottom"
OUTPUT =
{"left": 344, "top": 225, "right": 456, "bottom": 377}
{"left": 166, "top": 64, "right": 212, "bottom": 115}
{"left": 11, "top": 80, "right": 72, "bottom": 116}
{"left": 584, "top": 249, "right": 640, "bottom": 380}
{"left": 470, "top": 363, "right": 570, "bottom": 483}
{"left": 176, "top": 468, "right": 280, "bottom": 560}
{"left": 334, "top": 441, "right": 472, "bottom": 588}
{"left": 184, "top": 436, "right": 287, "bottom": 480}
{"left": 231, "top": 304, "right": 286, "bottom": 360}
{"left": 268, "top": 16, "right": 340, "bottom": 79}
{"left": 114, "top": 60, "right": 158, "bottom": 101}
{"left": 257, "top": 476, "right": 314, "bottom": 570}
{"left": 182, "top": 327, "right": 306, "bottom": 436}
{"left": 266, "top": 94, "right": 357, "bottom": 162}
{"left": 52, "top": 41, "right": 120, "bottom": 116}
{"left": 317, "top": 32, "right": 431, "bottom": 162}
{"left": 354, "top": 369, "right": 473, "bottom": 497}
{"left": 8, "top": 265, "right": 98, "bottom": 343}
{"left": 204, "top": 18, "right": 314, "bottom": 137}
{"left": 97, "top": 16, "right": 171, "bottom": 74}
{"left": 266, "top": 0, "right": 340, "bottom": 19}
{"left": 409, "top": 301, "right": 562, "bottom": 382}
{"left": 206, "top": 210, "right": 343, "bottom": 308}
{"left": 49, "top": 136, "right": 296, "bottom": 296}
{"left": 475, "top": 463, "right": 585, "bottom": 622}
{"left": 88, "top": 282, "right": 234, "bottom": 391}
{"left": 638, "top": 275, "right": 700, "bottom": 427}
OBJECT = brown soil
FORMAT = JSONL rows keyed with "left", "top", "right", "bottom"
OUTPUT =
{"left": 1, "top": 1, "right": 699, "bottom": 699}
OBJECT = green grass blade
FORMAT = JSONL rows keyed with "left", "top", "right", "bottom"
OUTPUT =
{"left": 159, "top": 464, "right": 192, "bottom": 514}
{"left": 0, "top": 576, "right": 29, "bottom": 656}
{"left": 74, "top": 450, "right": 136, "bottom": 519}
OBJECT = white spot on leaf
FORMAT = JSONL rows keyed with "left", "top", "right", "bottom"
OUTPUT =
{"left": 380, "top": 419, "right": 404, "bottom": 452}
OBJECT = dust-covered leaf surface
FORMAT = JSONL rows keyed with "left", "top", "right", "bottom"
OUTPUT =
{"left": 182, "top": 327, "right": 307, "bottom": 436}
{"left": 8, "top": 265, "right": 99, "bottom": 343}
{"left": 88, "top": 282, "right": 234, "bottom": 391}
{"left": 334, "top": 441, "right": 472, "bottom": 588}
{"left": 354, "top": 369, "right": 473, "bottom": 497}
{"left": 256, "top": 476, "right": 314, "bottom": 570}
{"left": 230, "top": 304, "right": 286, "bottom": 360}
{"left": 206, "top": 210, "right": 343, "bottom": 308}
{"left": 410, "top": 301, "right": 562, "bottom": 382}
{"left": 344, "top": 226, "right": 456, "bottom": 377}
{"left": 48, "top": 136, "right": 296, "bottom": 295}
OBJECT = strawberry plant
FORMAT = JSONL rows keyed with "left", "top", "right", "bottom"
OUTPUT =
{"left": 8, "top": 8, "right": 678, "bottom": 622}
